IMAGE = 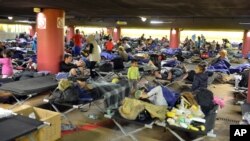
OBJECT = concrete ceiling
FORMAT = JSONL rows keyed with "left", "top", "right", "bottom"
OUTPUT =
{"left": 0, "top": 0, "right": 250, "bottom": 29}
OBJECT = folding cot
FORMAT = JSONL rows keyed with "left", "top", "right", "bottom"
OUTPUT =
{"left": 43, "top": 96, "right": 95, "bottom": 130}
{"left": 95, "top": 70, "right": 127, "bottom": 82}
{"left": 43, "top": 79, "right": 130, "bottom": 130}
{"left": 96, "top": 56, "right": 156, "bottom": 80}
{"left": 162, "top": 105, "right": 218, "bottom": 141}
{"left": 0, "top": 114, "right": 49, "bottom": 141}
{"left": 0, "top": 75, "right": 58, "bottom": 108}
{"left": 105, "top": 105, "right": 218, "bottom": 141}
{"left": 104, "top": 111, "right": 155, "bottom": 141}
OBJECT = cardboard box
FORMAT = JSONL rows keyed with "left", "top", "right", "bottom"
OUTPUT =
{"left": 14, "top": 105, "right": 61, "bottom": 141}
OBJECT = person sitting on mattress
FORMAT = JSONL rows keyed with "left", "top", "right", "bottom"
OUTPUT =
{"left": 60, "top": 53, "right": 88, "bottom": 77}
{"left": 118, "top": 46, "right": 128, "bottom": 62}
{"left": 0, "top": 50, "right": 13, "bottom": 78}
{"left": 210, "top": 49, "right": 229, "bottom": 65}
{"left": 105, "top": 38, "right": 114, "bottom": 53}
{"left": 26, "top": 58, "right": 37, "bottom": 71}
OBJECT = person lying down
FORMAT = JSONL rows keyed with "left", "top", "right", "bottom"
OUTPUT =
{"left": 135, "top": 86, "right": 180, "bottom": 108}
{"left": 154, "top": 58, "right": 188, "bottom": 82}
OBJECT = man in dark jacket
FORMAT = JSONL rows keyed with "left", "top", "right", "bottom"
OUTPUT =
{"left": 60, "top": 54, "right": 86, "bottom": 77}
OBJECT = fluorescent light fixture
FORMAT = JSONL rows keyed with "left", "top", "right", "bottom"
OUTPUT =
{"left": 239, "top": 22, "right": 250, "bottom": 25}
{"left": 15, "top": 20, "right": 36, "bottom": 24}
{"left": 116, "top": 21, "right": 127, "bottom": 25}
{"left": 8, "top": 16, "right": 13, "bottom": 20}
{"left": 141, "top": 17, "right": 147, "bottom": 22}
{"left": 150, "top": 20, "right": 172, "bottom": 24}
{"left": 150, "top": 20, "right": 163, "bottom": 24}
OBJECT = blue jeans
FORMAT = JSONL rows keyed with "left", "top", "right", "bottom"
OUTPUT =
{"left": 74, "top": 46, "right": 81, "bottom": 56}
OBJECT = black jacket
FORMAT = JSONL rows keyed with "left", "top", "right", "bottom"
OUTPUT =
{"left": 192, "top": 73, "right": 208, "bottom": 91}
{"left": 60, "top": 61, "right": 77, "bottom": 72}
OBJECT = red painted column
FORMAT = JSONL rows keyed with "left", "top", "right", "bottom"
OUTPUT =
{"left": 169, "top": 28, "right": 180, "bottom": 48}
{"left": 113, "top": 27, "right": 121, "bottom": 42}
{"left": 242, "top": 30, "right": 250, "bottom": 58}
{"left": 29, "top": 24, "right": 36, "bottom": 37}
{"left": 243, "top": 31, "right": 250, "bottom": 103}
{"left": 37, "top": 9, "right": 65, "bottom": 74}
{"left": 66, "top": 25, "right": 74, "bottom": 43}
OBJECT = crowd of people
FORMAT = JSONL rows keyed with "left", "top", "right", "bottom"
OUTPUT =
{"left": 0, "top": 29, "right": 246, "bottom": 109}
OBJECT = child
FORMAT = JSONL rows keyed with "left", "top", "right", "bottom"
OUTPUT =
{"left": 192, "top": 62, "right": 208, "bottom": 91}
{"left": 0, "top": 50, "right": 13, "bottom": 78}
{"left": 26, "top": 58, "right": 37, "bottom": 71}
{"left": 127, "top": 59, "right": 140, "bottom": 95}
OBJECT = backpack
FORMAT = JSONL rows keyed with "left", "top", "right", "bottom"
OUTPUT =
{"left": 99, "top": 62, "right": 113, "bottom": 72}
{"left": 239, "top": 69, "right": 249, "bottom": 87}
{"left": 49, "top": 79, "right": 79, "bottom": 103}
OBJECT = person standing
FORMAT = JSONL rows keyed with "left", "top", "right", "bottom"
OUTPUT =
{"left": 87, "top": 35, "right": 101, "bottom": 78}
{"left": 0, "top": 50, "right": 13, "bottom": 78}
{"left": 192, "top": 63, "right": 208, "bottom": 91}
{"left": 72, "top": 29, "right": 83, "bottom": 56}
{"left": 127, "top": 59, "right": 140, "bottom": 95}
{"left": 105, "top": 38, "right": 114, "bottom": 53}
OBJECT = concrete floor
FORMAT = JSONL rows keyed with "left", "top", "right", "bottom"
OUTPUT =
{"left": 0, "top": 68, "right": 244, "bottom": 141}
{"left": 56, "top": 83, "right": 242, "bottom": 141}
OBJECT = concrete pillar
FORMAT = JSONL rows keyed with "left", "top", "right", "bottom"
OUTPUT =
{"left": 242, "top": 30, "right": 250, "bottom": 58}
{"left": 37, "top": 9, "right": 65, "bottom": 73}
{"left": 169, "top": 28, "right": 180, "bottom": 48}
{"left": 113, "top": 27, "right": 121, "bottom": 42}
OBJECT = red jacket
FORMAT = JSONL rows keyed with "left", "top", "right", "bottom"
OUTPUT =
{"left": 106, "top": 41, "right": 114, "bottom": 51}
